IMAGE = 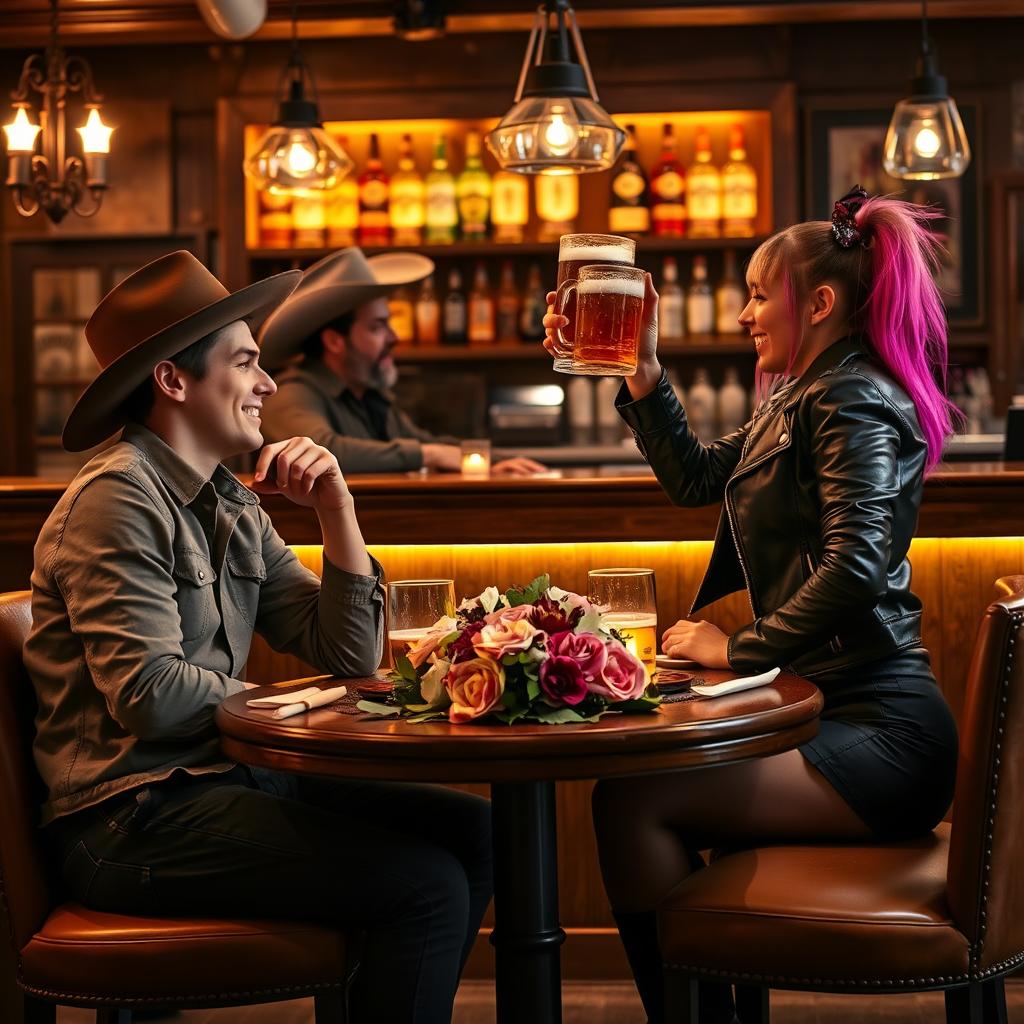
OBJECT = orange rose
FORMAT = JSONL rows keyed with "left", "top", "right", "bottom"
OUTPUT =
{"left": 445, "top": 657, "right": 505, "bottom": 723}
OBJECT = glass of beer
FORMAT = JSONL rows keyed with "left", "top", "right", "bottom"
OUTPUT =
{"left": 556, "top": 264, "right": 645, "bottom": 376}
{"left": 387, "top": 579, "right": 456, "bottom": 667}
{"left": 588, "top": 568, "right": 657, "bottom": 680}
{"left": 552, "top": 232, "right": 636, "bottom": 372}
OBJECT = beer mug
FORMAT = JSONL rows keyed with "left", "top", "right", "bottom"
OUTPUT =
{"left": 387, "top": 579, "right": 455, "bottom": 667}
{"left": 555, "top": 264, "right": 646, "bottom": 376}
{"left": 588, "top": 568, "right": 657, "bottom": 679}
{"left": 552, "top": 232, "right": 636, "bottom": 373}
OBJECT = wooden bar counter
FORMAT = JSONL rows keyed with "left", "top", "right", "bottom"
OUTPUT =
{"left": 2, "top": 463, "right": 1021, "bottom": 979}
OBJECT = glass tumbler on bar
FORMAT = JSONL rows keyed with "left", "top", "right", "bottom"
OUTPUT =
{"left": 588, "top": 568, "right": 657, "bottom": 679}
{"left": 387, "top": 579, "right": 456, "bottom": 667}
{"left": 555, "top": 264, "right": 645, "bottom": 376}
{"left": 553, "top": 232, "right": 636, "bottom": 373}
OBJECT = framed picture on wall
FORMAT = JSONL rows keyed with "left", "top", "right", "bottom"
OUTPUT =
{"left": 806, "top": 105, "right": 981, "bottom": 326}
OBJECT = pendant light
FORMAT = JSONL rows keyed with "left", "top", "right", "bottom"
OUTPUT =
{"left": 486, "top": 0, "right": 624, "bottom": 176}
{"left": 243, "top": 0, "right": 352, "bottom": 196}
{"left": 882, "top": 0, "right": 970, "bottom": 181}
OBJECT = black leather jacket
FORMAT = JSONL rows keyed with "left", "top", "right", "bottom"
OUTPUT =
{"left": 617, "top": 336, "right": 928, "bottom": 676}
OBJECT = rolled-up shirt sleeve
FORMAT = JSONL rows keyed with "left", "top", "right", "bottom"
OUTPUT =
{"left": 53, "top": 474, "right": 247, "bottom": 742}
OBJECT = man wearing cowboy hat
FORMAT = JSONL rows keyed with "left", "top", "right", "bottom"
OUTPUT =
{"left": 24, "top": 251, "right": 493, "bottom": 1022}
{"left": 258, "top": 247, "right": 546, "bottom": 475}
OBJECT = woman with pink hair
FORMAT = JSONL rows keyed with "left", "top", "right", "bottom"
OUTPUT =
{"left": 544, "top": 188, "right": 960, "bottom": 1024}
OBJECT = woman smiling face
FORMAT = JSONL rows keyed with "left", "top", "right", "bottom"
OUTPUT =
{"left": 738, "top": 273, "right": 798, "bottom": 376}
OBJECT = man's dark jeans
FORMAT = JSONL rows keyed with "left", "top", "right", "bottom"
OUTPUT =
{"left": 44, "top": 767, "right": 493, "bottom": 1023}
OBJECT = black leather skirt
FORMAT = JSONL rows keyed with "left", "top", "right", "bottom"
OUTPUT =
{"left": 798, "top": 647, "right": 958, "bottom": 839}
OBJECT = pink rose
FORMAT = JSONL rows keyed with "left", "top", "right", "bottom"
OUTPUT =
{"left": 483, "top": 604, "right": 535, "bottom": 625}
{"left": 539, "top": 655, "right": 588, "bottom": 706}
{"left": 590, "top": 642, "right": 647, "bottom": 702}
{"left": 549, "top": 630, "right": 607, "bottom": 685}
{"left": 445, "top": 657, "right": 505, "bottom": 723}
{"left": 473, "top": 615, "right": 543, "bottom": 660}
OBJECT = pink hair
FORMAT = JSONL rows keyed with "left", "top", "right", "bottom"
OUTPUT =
{"left": 746, "top": 196, "right": 959, "bottom": 472}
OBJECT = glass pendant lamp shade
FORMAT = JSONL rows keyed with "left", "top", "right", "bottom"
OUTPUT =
{"left": 243, "top": 7, "right": 352, "bottom": 197}
{"left": 882, "top": 1, "right": 970, "bottom": 181}
{"left": 486, "top": 0, "right": 624, "bottom": 175}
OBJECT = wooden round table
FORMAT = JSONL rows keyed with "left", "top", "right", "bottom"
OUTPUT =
{"left": 217, "top": 671, "right": 822, "bottom": 1024}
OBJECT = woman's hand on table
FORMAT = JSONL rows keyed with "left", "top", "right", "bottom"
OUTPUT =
{"left": 492, "top": 457, "right": 548, "bottom": 476}
{"left": 661, "top": 619, "right": 731, "bottom": 669}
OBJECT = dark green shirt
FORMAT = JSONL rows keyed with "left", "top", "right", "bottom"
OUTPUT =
{"left": 25, "top": 424, "right": 384, "bottom": 824}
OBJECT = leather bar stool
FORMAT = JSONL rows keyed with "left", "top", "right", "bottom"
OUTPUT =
{"left": 0, "top": 591, "right": 358, "bottom": 1024}
{"left": 658, "top": 575, "right": 1024, "bottom": 1024}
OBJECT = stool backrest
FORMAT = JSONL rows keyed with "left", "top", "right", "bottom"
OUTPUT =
{"left": 947, "top": 575, "right": 1024, "bottom": 970}
{"left": 0, "top": 591, "right": 52, "bottom": 951}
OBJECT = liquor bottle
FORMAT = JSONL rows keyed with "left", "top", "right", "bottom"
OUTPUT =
{"left": 390, "top": 133, "right": 425, "bottom": 246}
{"left": 496, "top": 261, "right": 520, "bottom": 341}
{"left": 649, "top": 123, "right": 686, "bottom": 237}
{"left": 686, "top": 255, "right": 714, "bottom": 336}
{"left": 388, "top": 286, "right": 415, "bottom": 344}
{"left": 414, "top": 275, "right": 440, "bottom": 346}
{"left": 443, "top": 267, "right": 467, "bottom": 344}
{"left": 456, "top": 131, "right": 492, "bottom": 242}
{"left": 290, "top": 195, "right": 326, "bottom": 248}
{"left": 258, "top": 190, "right": 293, "bottom": 248}
{"left": 425, "top": 135, "right": 458, "bottom": 244}
{"left": 518, "top": 263, "right": 547, "bottom": 341}
{"left": 659, "top": 256, "right": 685, "bottom": 339}
{"left": 325, "top": 136, "right": 358, "bottom": 247}
{"left": 687, "top": 368, "right": 717, "bottom": 442}
{"left": 608, "top": 124, "right": 650, "bottom": 238}
{"left": 468, "top": 261, "right": 496, "bottom": 345}
{"left": 722, "top": 124, "right": 758, "bottom": 238}
{"left": 715, "top": 250, "right": 746, "bottom": 335}
{"left": 491, "top": 170, "right": 530, "bottom": 243}
{"left": 718, "top": 366, "right": 748, "bottom": 435}
{"left": 566, "top": 376, "right": 595, "bottom": 445}
{"left": 535, "top": 172, "right": 578, "bottom": 242}
{"left": 686, "top": 126, "right": 722, "bottom": 239}
{"left": 358, "top": 133, "right": 390, "bottom": 246}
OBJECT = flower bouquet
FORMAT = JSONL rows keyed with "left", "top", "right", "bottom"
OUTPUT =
{"left": 358, "top": 575, "right": 661, "bottom": 725}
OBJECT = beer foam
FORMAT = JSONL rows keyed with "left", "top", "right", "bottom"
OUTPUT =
{"left": 388, "top": 628, "right": 433, "bottom": 641}
{"left": 578, "top": 277, "right": 645, "bottom": 299}
{"left": 559, "top": 244, "right": 632, "bottom": 264}
{"left": 603, "top": 613, "right": 658, "bottom": 627}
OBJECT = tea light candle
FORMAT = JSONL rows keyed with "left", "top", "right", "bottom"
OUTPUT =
{"left": 460, "top": 440, "right": 492, "bottom": 477}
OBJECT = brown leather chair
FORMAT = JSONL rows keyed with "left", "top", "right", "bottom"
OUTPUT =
{"left": 659, "top": 575, "right": 1024, "bottom": 1024}
{"left": 0, "top": 591, "right": 357, "bottom": 1024}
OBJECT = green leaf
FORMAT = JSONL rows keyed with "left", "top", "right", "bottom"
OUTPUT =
{"left": 533, "top": 706, "right": 590, "bottom": 724}
{"left": 493, "top": 705, "right": 532, "bottom": 725}
{"left": 526, "top": 677, "right": 541, "bottom": 701}
{"left": 405, "top": 709, "right": 449, "bottom": 723}
{"left": 395, "top": 654, "right": 417, "bottom": 683}
{"left": 612, "top": 694, "right": 663, "bottom": 714}
{"left": 356, "top": 700, "right": 402, "bottom": 716}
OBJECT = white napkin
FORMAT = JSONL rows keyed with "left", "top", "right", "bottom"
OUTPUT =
{"left": 691, "top": 667, "right": 781, "bottom": 697}
{"left": 246, "top": 684, "right": 348, "bottom": 720}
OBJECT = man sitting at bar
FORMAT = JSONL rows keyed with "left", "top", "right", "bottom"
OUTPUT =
{"left": 24, "top": 251, "right": 493, "bottom": 1023}
{"left": 257, "top": 247, "right": 546, "bottom": 475}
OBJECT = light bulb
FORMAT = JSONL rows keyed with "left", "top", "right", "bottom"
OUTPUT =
{"left": 913, "top": 125, "right": 941, "bottom": 159}
{"left": 285, "top": 139, "right": 318, "bottom": 176}
{"left": 3, "top": 107, "right": 41, "bottom": 153}
{"left": 542, "top": 110, "right": 577, "bottom": 158}
{"left": 77, "top": 107, "right": 113, "bottom": 155}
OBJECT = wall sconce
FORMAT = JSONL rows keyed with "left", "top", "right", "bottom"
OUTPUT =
{"left": 243, "top": 0, "right": 352, "bottom": 197}
{"left": 486, "top": 0, "right": 624, "bottom": 176}
{"left": 2, "top": 0, "right": 113, "bottom": 224}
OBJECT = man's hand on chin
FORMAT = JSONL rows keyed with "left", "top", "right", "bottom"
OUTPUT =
{"left": 251, "top": 436, "right": 352, "bottom": 513}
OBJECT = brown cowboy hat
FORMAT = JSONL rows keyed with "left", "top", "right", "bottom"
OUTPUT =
{"left": 256, "top": 247, "right": 434, "bottom": 370}
{"left": 62, "top": 250, "right": 300, "bottom": 452}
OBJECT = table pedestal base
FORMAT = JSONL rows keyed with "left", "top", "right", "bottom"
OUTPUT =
{"left": 490, "top": 780, "right": 566, "bottom": 1024}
